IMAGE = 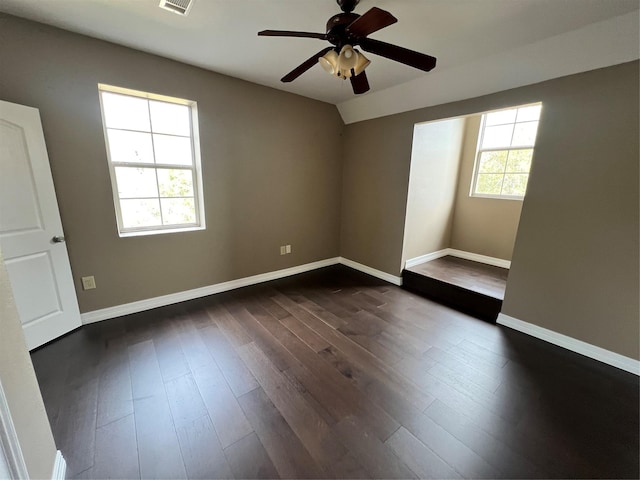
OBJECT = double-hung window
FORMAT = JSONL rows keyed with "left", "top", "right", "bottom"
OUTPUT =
{"left": 98, "top": 84, "right": 205, "bottom": 236}
{"left": 471, "top": 103, "right": 542, "bottom": 199}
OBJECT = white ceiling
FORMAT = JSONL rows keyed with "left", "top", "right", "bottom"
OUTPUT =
{"left": 1, "top": 0, "right": 638, "bottom": 110}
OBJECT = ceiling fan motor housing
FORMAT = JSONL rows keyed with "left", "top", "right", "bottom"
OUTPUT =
{"left": 326, "top": 13, "right": 360, "bottom": 47}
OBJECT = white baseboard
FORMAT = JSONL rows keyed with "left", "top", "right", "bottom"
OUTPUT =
{"left": 405, "top": 248, "right": 511, "bottom": 269}
{"left": 448, "top": 249, "right": 511, "bottom": 269}
{"left": 81, "top": 257, "right": 403, "bottom": 324}
{"left": 404, "top": 249, "right": 449, "bottom": 268}
{"left": 82, "top": 257, "right": 340, "bottom": 324}
{"left": 497, "top": 313, "right": 640, "bottom": 375}
{"left": 338, "top": 257, "right": 403, "bottom": 286}
{"left": 51, "top": 451, "right": 66, "bottom": 480}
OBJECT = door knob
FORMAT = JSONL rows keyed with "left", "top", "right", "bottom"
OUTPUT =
{"left": 52, "top": 235, "right": 65, "bottom": 243}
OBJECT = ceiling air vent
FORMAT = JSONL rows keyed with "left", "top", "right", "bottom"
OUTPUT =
{"left": 159, "top": 0, "right": 194, "bottom": 16}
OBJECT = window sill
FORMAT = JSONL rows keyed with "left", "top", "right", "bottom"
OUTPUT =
{"left": 118, "top": 225, "right": 206, "bottom": 238}
{"left": 470, "top": 193, "right": 524, "bottom": 201}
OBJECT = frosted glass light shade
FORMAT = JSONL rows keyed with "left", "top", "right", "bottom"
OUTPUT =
{"left": 353, "top": 50, "right": 370, "bottom": 76}
{"left": 338, "top": 45, "right": 358, "bottom": 71}
{"left": 319, "top": 46, "right": 371, "bottom": 79}
{"left": 319, "top": 50, "right": 339, "bottom": 75}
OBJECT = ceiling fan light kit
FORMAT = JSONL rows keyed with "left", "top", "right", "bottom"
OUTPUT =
{"left": 320, "top": 45, "right": 370, "bottom": 79}
{"left": 258, "top": 0, "right": 437, "bottom": 95}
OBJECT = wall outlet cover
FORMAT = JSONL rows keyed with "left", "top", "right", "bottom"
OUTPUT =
{"left": 81, "top": 276, "right": 96, "bottom": 290}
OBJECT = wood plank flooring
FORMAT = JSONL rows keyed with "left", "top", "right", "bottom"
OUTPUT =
{"left": 30, "top": 265, "right": 639, "bottom": 479}
{"left": 403, "top": 256, "right": 508, "bottom": 321}
{"left": 406, "top": 256, "right": 508, "bottom": 300}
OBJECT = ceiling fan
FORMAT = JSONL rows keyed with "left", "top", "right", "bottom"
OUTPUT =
{"left": 258, "top": 0, "right": 437, "bottom": 95}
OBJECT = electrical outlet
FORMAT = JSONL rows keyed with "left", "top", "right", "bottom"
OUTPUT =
{"left": 285, "top": 244, "right": 291, "bottom": 254}
{"left": 81, "top": 275, "right": 96, "bottom": 290}
{"left": 280, "top": 246, "right": 286, "bottom": 255}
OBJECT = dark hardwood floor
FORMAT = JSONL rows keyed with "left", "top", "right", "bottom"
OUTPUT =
{"left": 31, "top": 265, "right": 639, "bottom": 479}
{"left": 406, "top": 257, "right": 508, "bottom": 300}
{"left": 403, "top": 257, "right": 509, "bottom": 322}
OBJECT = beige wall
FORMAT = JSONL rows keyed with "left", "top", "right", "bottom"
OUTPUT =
{"left": 449, "top": 115, "right": 523, "bottom": 260}
{"left": 501, "top": 62, "right": 639, "bottom": 359}
{"left": 402, "top": 118, "right": 465, "bottom": 265}
{"left": 0, "top": 249, "right": 58, "bottom": 478}
{"left": 0, "top": 16, "right": 637, "bottom": 361}
{"left": 340, "top": 112, "right": 414, "bottom": 274}
{"left": 0, "top": 14, "right": 344, "bottom": 313}
{"left": 341, "top": 62, "right": 639, "bottom": 360}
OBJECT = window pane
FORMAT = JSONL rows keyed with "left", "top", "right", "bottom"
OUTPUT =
{"left": 120, "top": 199, "right": 161, "bottom": 228}
{"left": 485, "top": 109, "right": 517, "bottom": 126}
{"left": 502, "top": 174, "right": 529, "bottom": 196}
{"left": 478, "top": 151, "right": 507, "bottom": 173}
{"left": 149, "top": 101, "right": 191, "bottom": 136}
{"left": 161, "top": 198, "right": 196, "bottom": 225}
{"left": 475, "top": 174, "right": 503, "bottom": 195}
{"left": 115, "top": 167, "right": 158, "bottom": 198}
{"left": 516, "top": 105, "right": 542, "bottom": 122}
{"left": 506, "top": 149, "right": 533, "bottom": 173}
{"left": 101, "top": 92, "right": 150, "bottom": 131}
{"left": 107, "top": 129, "right": 153, "bottom": 164}
{"left": 482, "top": 124, "right": 514, "bottom": 149}
{"left": 153, "top": 134, "right": 193, "bottom": 165}
{"left": 511, "top": 121, "right": 539, "bottom": 146}
{"left": 157, "top": 169, "right": 194, "bottom": 197}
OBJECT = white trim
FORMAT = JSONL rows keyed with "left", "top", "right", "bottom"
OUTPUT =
{"left": 405, "top": 248, "right": 510, "bottom": 270}
{"left": 97, "top": 84, "right": 206, "bottom": 237}
{"left": 81, "top": 258, "right": 340, "bottom": 324}
{"left": 0, "top": 379, "right": 29, "bottom": 480}
{"left": 338, "top": 257, "right": 403, "bottom": 286}
{"left": 447, "top": 249, "right": 511, "bottom": 269}
{"left": 51, "top": 451, "right": 66, "bottom": 480}
{"left": 497, "top": 313, "right": 640, "bottom": 375}
{"left": 469, "top": 104, "right": 541, "bottom": 200}
{"left": 404, "top": 249, "right": 449, "bottom": 269}
{"left": 81, "top": 256, "right": 405, "bottom": 324}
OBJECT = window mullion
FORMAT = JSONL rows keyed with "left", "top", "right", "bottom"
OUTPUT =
{"left": 477, "top": 146, "right": 534, "bottom": 154}
{"left": 111, "top": 162, "right": 195, "bottom": 171}
{"left": 500, "top": 148, "right": 510, "bottom": 196}
{"left": 146, "top": 99, "right": 165, "bottom": 227}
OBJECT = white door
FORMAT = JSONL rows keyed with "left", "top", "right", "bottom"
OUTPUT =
{"left": 0, "top": 100, "right": 81, "bottom": 350}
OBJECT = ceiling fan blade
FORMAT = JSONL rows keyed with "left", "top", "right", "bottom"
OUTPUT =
{"left": 346, "top": 7, "right": 397, "bottom": 37}
{"left": 359, "top": 38, "right": 437, "bottom": 72}
{"left": 281, "top": 47, "right": 334, "bottom": 83}
{"left": 350, "top": 71, "right": 370, "bottom": 94}
{"left": 258, "top": 30, "right": 328, "bottom": 40}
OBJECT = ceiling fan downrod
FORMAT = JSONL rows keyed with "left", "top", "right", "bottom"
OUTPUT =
{"left": 336, "top": 0, "right": 360, "bottom": 13}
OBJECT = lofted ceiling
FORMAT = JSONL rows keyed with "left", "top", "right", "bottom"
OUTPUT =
{"left": 0, "top": 0, "right": 638, "bottom": 109}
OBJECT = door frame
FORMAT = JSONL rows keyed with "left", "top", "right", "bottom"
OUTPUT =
{"left": 0, "top": 379, "right": 28, "bottom": 480}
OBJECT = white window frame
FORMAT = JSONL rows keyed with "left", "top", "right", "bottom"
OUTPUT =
{"left": 470, "top": 102, "right": 542, "bottom": 201}
{"left": 98, "top": 84, "right": 206, "bottom": 237}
